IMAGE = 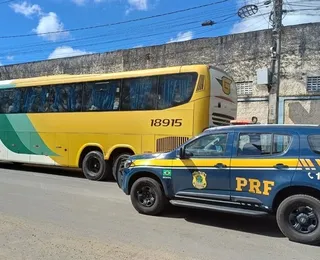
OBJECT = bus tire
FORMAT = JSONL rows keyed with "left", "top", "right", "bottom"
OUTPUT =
{"left": 82, "top": 151, "right": 111, "bottom": 181}
{"left": 276, "top": 194, "right": 320, "bottom": 245}
{"left": 113, "top": 153, "right": 132, "bottom": 183}
{"left": 130, "top": 177, "right": 167, "bottom": 216}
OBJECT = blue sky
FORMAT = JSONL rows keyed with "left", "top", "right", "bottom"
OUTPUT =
{"left": 0, "top": 0, "right": 319, "bottom": 66}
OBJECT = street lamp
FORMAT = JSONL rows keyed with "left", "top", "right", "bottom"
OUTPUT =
{"left": 237, "top": 4, "right": 259, "bottom": 18}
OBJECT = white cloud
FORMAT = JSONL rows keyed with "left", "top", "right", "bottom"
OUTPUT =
{"left": 10, "top": 3, "right": 70, "bottom": 42}
{"left": 125, "top": 0, "right": 148, "bottom": 14}
{"left": 231, "top": 0, "right": 320, "bottom": 34}
{"left": 6, "top": 56, "right": 14, "bottom": 61}
{"left": 72, "top": 0, "right": 87, "bottom": 5}
{"left": 9, "top": 1, "right": 42, "bottom": 17}
{"left": 33, "top": 12, "right": 69, "bottom": 42}
{"left": 167, "top": 31, "right": 193, "bottom": 43}
{"left": 128, "top": 0, "right": 147, "bottom": 10}
{"left": 48, "top": 46, "right": 92, "bottom": 59}
{"left": 0, "top": 61, "right": 3, "bottom": 66}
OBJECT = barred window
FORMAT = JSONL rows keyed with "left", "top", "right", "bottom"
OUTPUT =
{"left": 307, "top": 76, "right": 320, "bottom": 92}
{"left": 236, "top": 81, "right": 253, "bottom": 95}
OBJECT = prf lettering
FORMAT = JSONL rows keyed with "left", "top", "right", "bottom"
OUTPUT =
{"left": 236, "top": 177, "right": 275, "bottom": 196}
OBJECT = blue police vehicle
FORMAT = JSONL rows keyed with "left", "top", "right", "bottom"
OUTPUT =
{"left": 117, "top": 123, "right": 320, "bottom": 245}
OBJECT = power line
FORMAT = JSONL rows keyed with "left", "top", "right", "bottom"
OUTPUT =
{"left": 0, "top": 14, "right": 241, "bottom": 58}
{"left": 3, "top": 5, "right": 305, "bottom": 60}
{"left": 1, "top": 10, "right": 278, "bottom": 62}
{"left": 0, "top": 0, "right": 230, "bottom": 39}
{"left": 0, "top": 17, "right": 241, "bottom": 66}
{"left": 0, "top": 8, "right": 238, "bottom": 52}
{"left": 0, "top": 0, "right": 16, "bottom": 4}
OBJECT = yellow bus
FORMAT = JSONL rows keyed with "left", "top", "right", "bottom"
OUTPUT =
{"left": 0, "top": 64, "right": 237, "bottom": 181}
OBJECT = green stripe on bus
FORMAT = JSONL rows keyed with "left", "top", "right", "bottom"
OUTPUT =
{"left": 6, "top": 114, "right": 57, "bottom": 156}
{"left": 0, "top": 114, "right": 58, "bottom": 156}
{"left": 0, "top": 115, "right": 35, "bottom": 154}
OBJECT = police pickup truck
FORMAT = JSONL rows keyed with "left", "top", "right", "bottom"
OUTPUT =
{"left": 117, "top": 124, "right": 320, "bottom": 245}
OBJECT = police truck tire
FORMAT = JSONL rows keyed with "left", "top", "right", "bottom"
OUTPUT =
{"left": 276, "top": 194, "right": 320, "bottom": 245}
{"left": 82, "top": 151, "right": 111, "bottom": 181}
{"left": 130, "top": 177, "right": 167, "bottom": 216}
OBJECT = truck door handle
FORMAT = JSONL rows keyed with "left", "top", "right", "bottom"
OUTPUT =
{"left": 214, "top": 163, "right": 227, "bottom": 168}
{"left": 274, "top": 163, "right": 288, "bottom": 169}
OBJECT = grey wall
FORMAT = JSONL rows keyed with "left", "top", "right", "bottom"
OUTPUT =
{"left": 1, "top": 22, "right": 319, "bottom": 124}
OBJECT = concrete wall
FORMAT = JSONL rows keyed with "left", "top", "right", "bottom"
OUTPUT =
{"left": 237, "top": 101, "right": 269, "bottom": 124}
{"left": 1, "top": 22, "right": 320, "bottom": 124}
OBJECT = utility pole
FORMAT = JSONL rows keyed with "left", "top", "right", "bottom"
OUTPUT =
{"left": 268, "top": 0, "right": 283, "bottom": 124}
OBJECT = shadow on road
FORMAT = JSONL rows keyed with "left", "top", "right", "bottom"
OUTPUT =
{"left": 0, "top": 162, "right": 118, "bottom": 182}
{"left": 0, "top": 162, "right": 87, "bottom": 179}
{"left": 159, "top": 206, "right": 285, "bottom": 238}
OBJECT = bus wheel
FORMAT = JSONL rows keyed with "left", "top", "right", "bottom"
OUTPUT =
{"left": 130, "top": 177, "right": 167, "bottom": 216}
{"left": 82, "top": 151, "right": 111, "bottom": 181}
{"left": 276, "top": 194, "right": 320, "bottom": 245}
{"left": 112, "top": 153, "right": 132, "bottom": 182}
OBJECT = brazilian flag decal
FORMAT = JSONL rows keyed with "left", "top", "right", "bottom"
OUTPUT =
{"left": 162, "top": 169, "right": 172, "bottom": 179}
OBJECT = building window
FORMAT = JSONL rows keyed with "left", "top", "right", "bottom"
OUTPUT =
{"left": 236, "top": 81, "right": 253, "bottom": 95}
{"left": 307, "top": 76, "right": 320, "bottom": 92}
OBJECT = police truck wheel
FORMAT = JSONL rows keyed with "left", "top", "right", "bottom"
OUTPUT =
{"left": 112, "top": 153, "right": 132, "bottom": 182}
{"left": 130, "top": 177, "right": 167, "bottom": 216}
{"left": 82, "top": 151, "right": 111, "bottom": 181}
{"left": 276, "top": 194, "right": 320, "bottom": 245}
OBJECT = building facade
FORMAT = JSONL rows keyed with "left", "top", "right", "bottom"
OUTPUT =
{"left": 1, "top": 22, "right": 319, "bottom": 124}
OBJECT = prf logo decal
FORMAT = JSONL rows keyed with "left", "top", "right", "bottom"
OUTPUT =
{"left": 236, "top": 177, "right": 275, "bottom": 196}
{"left": 192, "top": 171, "right": 207, "bottom": 189}
{"left": 222, "top": 77, "right": 231, "bottom": 95}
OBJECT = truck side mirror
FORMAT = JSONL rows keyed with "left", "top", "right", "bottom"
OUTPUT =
{"left": 179, "top": 147, "right": 185, "bottom": 159}
{"left": 179, "top": 146, "right": 193, "bottom": 159}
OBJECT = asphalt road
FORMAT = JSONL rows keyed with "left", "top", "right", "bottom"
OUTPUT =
{"left": 0, "top": 164, "right": 319, "bottom": 260}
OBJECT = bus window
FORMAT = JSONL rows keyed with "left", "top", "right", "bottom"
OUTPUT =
{"left": 83, "top": 80, "right": 120, "bottom": 112}
{"left": 42, "top": 87, "right": 57, "bottom": 112}
{"left": 20, "top": 87, "right": 42, "bottom": 113}
{"left": 0, "top": 91, "right": 4, "bottom": 113}
{"left": 121, "top": 76, "right": 158, "bottom": 111}
{"left": 0, "top": 88, "right": 22, "bottom": 113}
{"left": 40, "top": 84, "right": 83, "bottom": 113}
{"left": 158, "top": 73, "right": 197, "bottom": 110}
{"left": 55, "top": 84, "right": 83, "bottom": 112}
{"left": 70, "top": 84, "right": 83, "bottom": 112}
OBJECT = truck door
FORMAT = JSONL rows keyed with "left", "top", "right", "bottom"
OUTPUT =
{"left": 170, "top": 131, "right": 234, "bottom": 200}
